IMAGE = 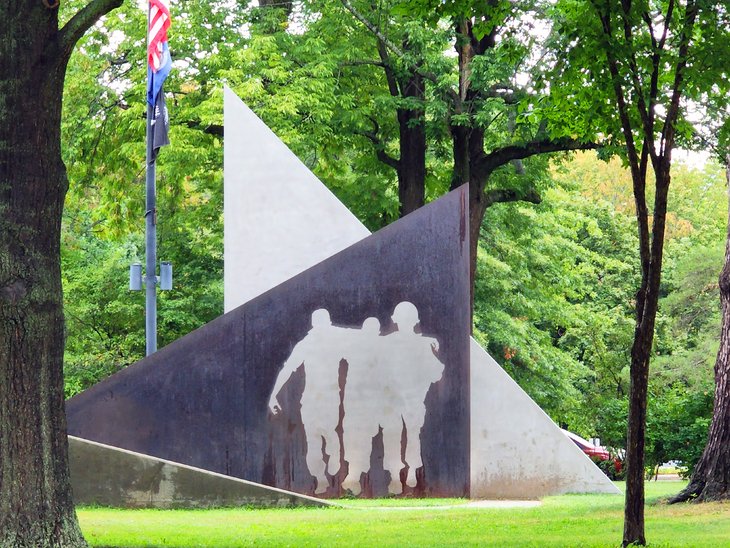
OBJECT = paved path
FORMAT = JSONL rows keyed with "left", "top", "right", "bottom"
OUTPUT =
{"left": 338, "top": 500, "right": 541, "bottom": 510}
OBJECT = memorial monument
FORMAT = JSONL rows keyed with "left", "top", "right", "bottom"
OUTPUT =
{"left": 65, "top": 88, "right": 618, "bottom": 505}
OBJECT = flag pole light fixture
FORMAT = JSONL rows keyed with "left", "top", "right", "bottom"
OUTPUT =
{"left": 160, "top": 261, "right": 173, "bottom": 290}
{"left": 130, "top": 263, "right": 143, "bottom": 291}
{"left": 129, "top": 262, "right": 173, "bottom": 293}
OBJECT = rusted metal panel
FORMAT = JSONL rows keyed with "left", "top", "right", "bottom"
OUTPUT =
{"left": 67, "top": 186, "right": 470, "bottom": 497}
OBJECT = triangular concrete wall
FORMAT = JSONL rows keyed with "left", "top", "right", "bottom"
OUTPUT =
{"left": 469, "top": 341, "right": 617, "bottom": 496}
{"left": 223, "top": 89, "right": 369, "bottom": 311}
{"left": 222, "top": 87, "right": 619, "bottom": 497}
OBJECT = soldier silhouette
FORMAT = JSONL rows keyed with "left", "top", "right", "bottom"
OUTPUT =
{"left": 268, "top": 308, "right": 353, "bottom": 494}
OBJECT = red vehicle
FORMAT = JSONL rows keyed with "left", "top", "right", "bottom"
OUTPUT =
{"left": 561, "top": 429, "right": 611, "bottom": 461}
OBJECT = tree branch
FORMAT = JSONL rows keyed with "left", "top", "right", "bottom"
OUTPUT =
{"left": 660, "top": 0, "right": 698, "bottom": 159}
{"left": 339, "top": 60, "right": 386, "bottom": 69}
{"left": 592, "top": 0, "right": 651, "bottom": 274}
{"left": 182, "top": 120, "right": 223, "bottom": 137}
{"left": 340, "top": 0, "right": 405, "bottom": 58}
{"left": 482, "top": 85, "right": 523, "bottom": 105}
{"left": 474, "top": 137, "right": 598, "bottom": 180}
{"left": 376, "top": 39, "right": 400, "bottom": 99}
{"left": 355, "top": 117, "right": 400, "bottom": 170}
{"left": 619, "top": 4, "right": 658, "bottom": 167}
{"left": 340, "top": 0, "right": 461, "bottom": 105}
{"left": 355, "top": 129, "right": 400, "bottom": 170}
{"left": 483, "top": 187, "right": 541, "bottom": 208}
{"left": 59, "top": 0, "right": 124, "bottom": 60}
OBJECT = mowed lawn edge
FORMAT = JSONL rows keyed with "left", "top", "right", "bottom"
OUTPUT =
{"left": 77, "top": 481, "right": 730, "bottom": 547}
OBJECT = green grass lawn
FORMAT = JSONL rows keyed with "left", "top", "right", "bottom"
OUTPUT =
{"left": 78, "top": 481, "right": 730, "bottom": 547}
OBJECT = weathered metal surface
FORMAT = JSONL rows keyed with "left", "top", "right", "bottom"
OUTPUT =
{"left": 220, "top": 89, "right": 618, "bottom": 499}
{"left": 67, "top": 187, "right": 471, "bottom": 497}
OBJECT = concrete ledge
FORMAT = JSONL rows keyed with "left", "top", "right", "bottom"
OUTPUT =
{"left": 69, "top": 436, "right": 329, "bottom": 509}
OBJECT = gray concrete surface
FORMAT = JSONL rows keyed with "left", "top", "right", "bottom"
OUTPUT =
{"left": 223, "top": 87, "right": 369, "bottom": 312}
{"left": 469, "top": 341, "right": 620, "bottom": 497}
{"left": 69, "top": 436, "right": 328, "bottom": 508}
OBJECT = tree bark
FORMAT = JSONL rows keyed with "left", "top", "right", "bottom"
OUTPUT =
{"left": 669, "top": 158, "right": 730, "bottom": 504}
{"left": 623, "top": 164, "right": 671, "bottom": 545}
{"left": 395, "top": 71, "right": 426, "bottom": 217}
{"left": 372, "top": 36, "right": 426, "bottom": 218}
{"left": 0, "top": 1, "right": 121, "bottom": 545}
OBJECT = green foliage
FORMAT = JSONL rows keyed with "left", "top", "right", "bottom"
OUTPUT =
{"left": 646, "top": 385, "right": 714, "bottom": 477}
{"left": 547, "top": 0, "right": 730, "bottom": 151}
{"left": 56, "top": 1, "right": 726, "bottom": 479}
{"left": 528, "top": 153, "right": 724, "bottom": 465}
{"left": 473, "top": 156, "right": 639, "bottom": 428}
{"left": 61, "top": 1, "right": 227, "bottom": 395}
{"left": 62, "top": 227, "right": 145, "bottom": 398}
{"left": 61, "top": 210, "right": 223, "bottom": 399}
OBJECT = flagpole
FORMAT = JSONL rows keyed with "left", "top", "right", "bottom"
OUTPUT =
{"left": 145, "top": 2, "right": 157, "bottom": 356}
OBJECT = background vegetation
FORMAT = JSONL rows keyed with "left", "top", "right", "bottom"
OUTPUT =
{"left": 59, "top": 0, "right": 728, "bottom": 479}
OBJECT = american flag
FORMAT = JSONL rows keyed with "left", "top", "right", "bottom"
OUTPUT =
{"left": 148, "top": 0, "right": 171, "bottom": 73}
{"left": 147, "top": 0, "right": 172, "bottom": 156}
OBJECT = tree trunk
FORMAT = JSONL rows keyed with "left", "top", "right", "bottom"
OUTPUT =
{"left": 0, "top": 2, "right": 108, "bottom": 545}
{"left": 396, "top": 72, "right": 426, "bottom": 217}
{"left": 670, "top": 158, "right": 730, "bottom": 504}
{"left": 371, "top": 37, "right": 427, "bottom": 219}
{"left": 623, "top": 164, "right": 671, "bottom": 547}
{"left": 449, "top": 123, "right": 479, "bottom": 288}
{"left": 0, "top": 92, "right": 86, "bottom": 543}
{"left": 623, "top": 323, "right": 651, "bottom": 546}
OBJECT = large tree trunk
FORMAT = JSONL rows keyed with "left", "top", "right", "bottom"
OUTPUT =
{"left": 0, "top": 0, "right": 122, "bottom": 544}
{"left": 370, "top": 39, "right": 427, "bottom": 219}
{"left": 670, "top": 158, "right": 730, "bottom": 504}
{"left": 0, "top": 16, "right": 85, "bottom": 547}
{"left": 449, "top": 124, "right": 481, "bottom": 293}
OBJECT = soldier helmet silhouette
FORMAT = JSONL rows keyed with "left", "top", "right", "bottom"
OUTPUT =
{"left": 311, "top": 308, "right": 331, "bottom": 328}
{"left": 392, "top": 302, "right": 420, "bottom": 331}
{"left": 362, "top": 317, "right": 381, "bottom": 334}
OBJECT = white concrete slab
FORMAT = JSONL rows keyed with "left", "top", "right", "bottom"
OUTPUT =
{"left": 223, "top": 88, "right": 618, "bottom": 498}
{"left": 223, "top": 87, "right": 369, "bottom": 312}
{"left": 469, "top": 340, "right": 619, "bottom": 497}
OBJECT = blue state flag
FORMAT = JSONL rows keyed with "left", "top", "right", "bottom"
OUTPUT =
{"left": 147, "top": 41, "right": 172, "bottom": 107}
{"left": 147, "top": 42, "right": 171, "bottom": 158}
